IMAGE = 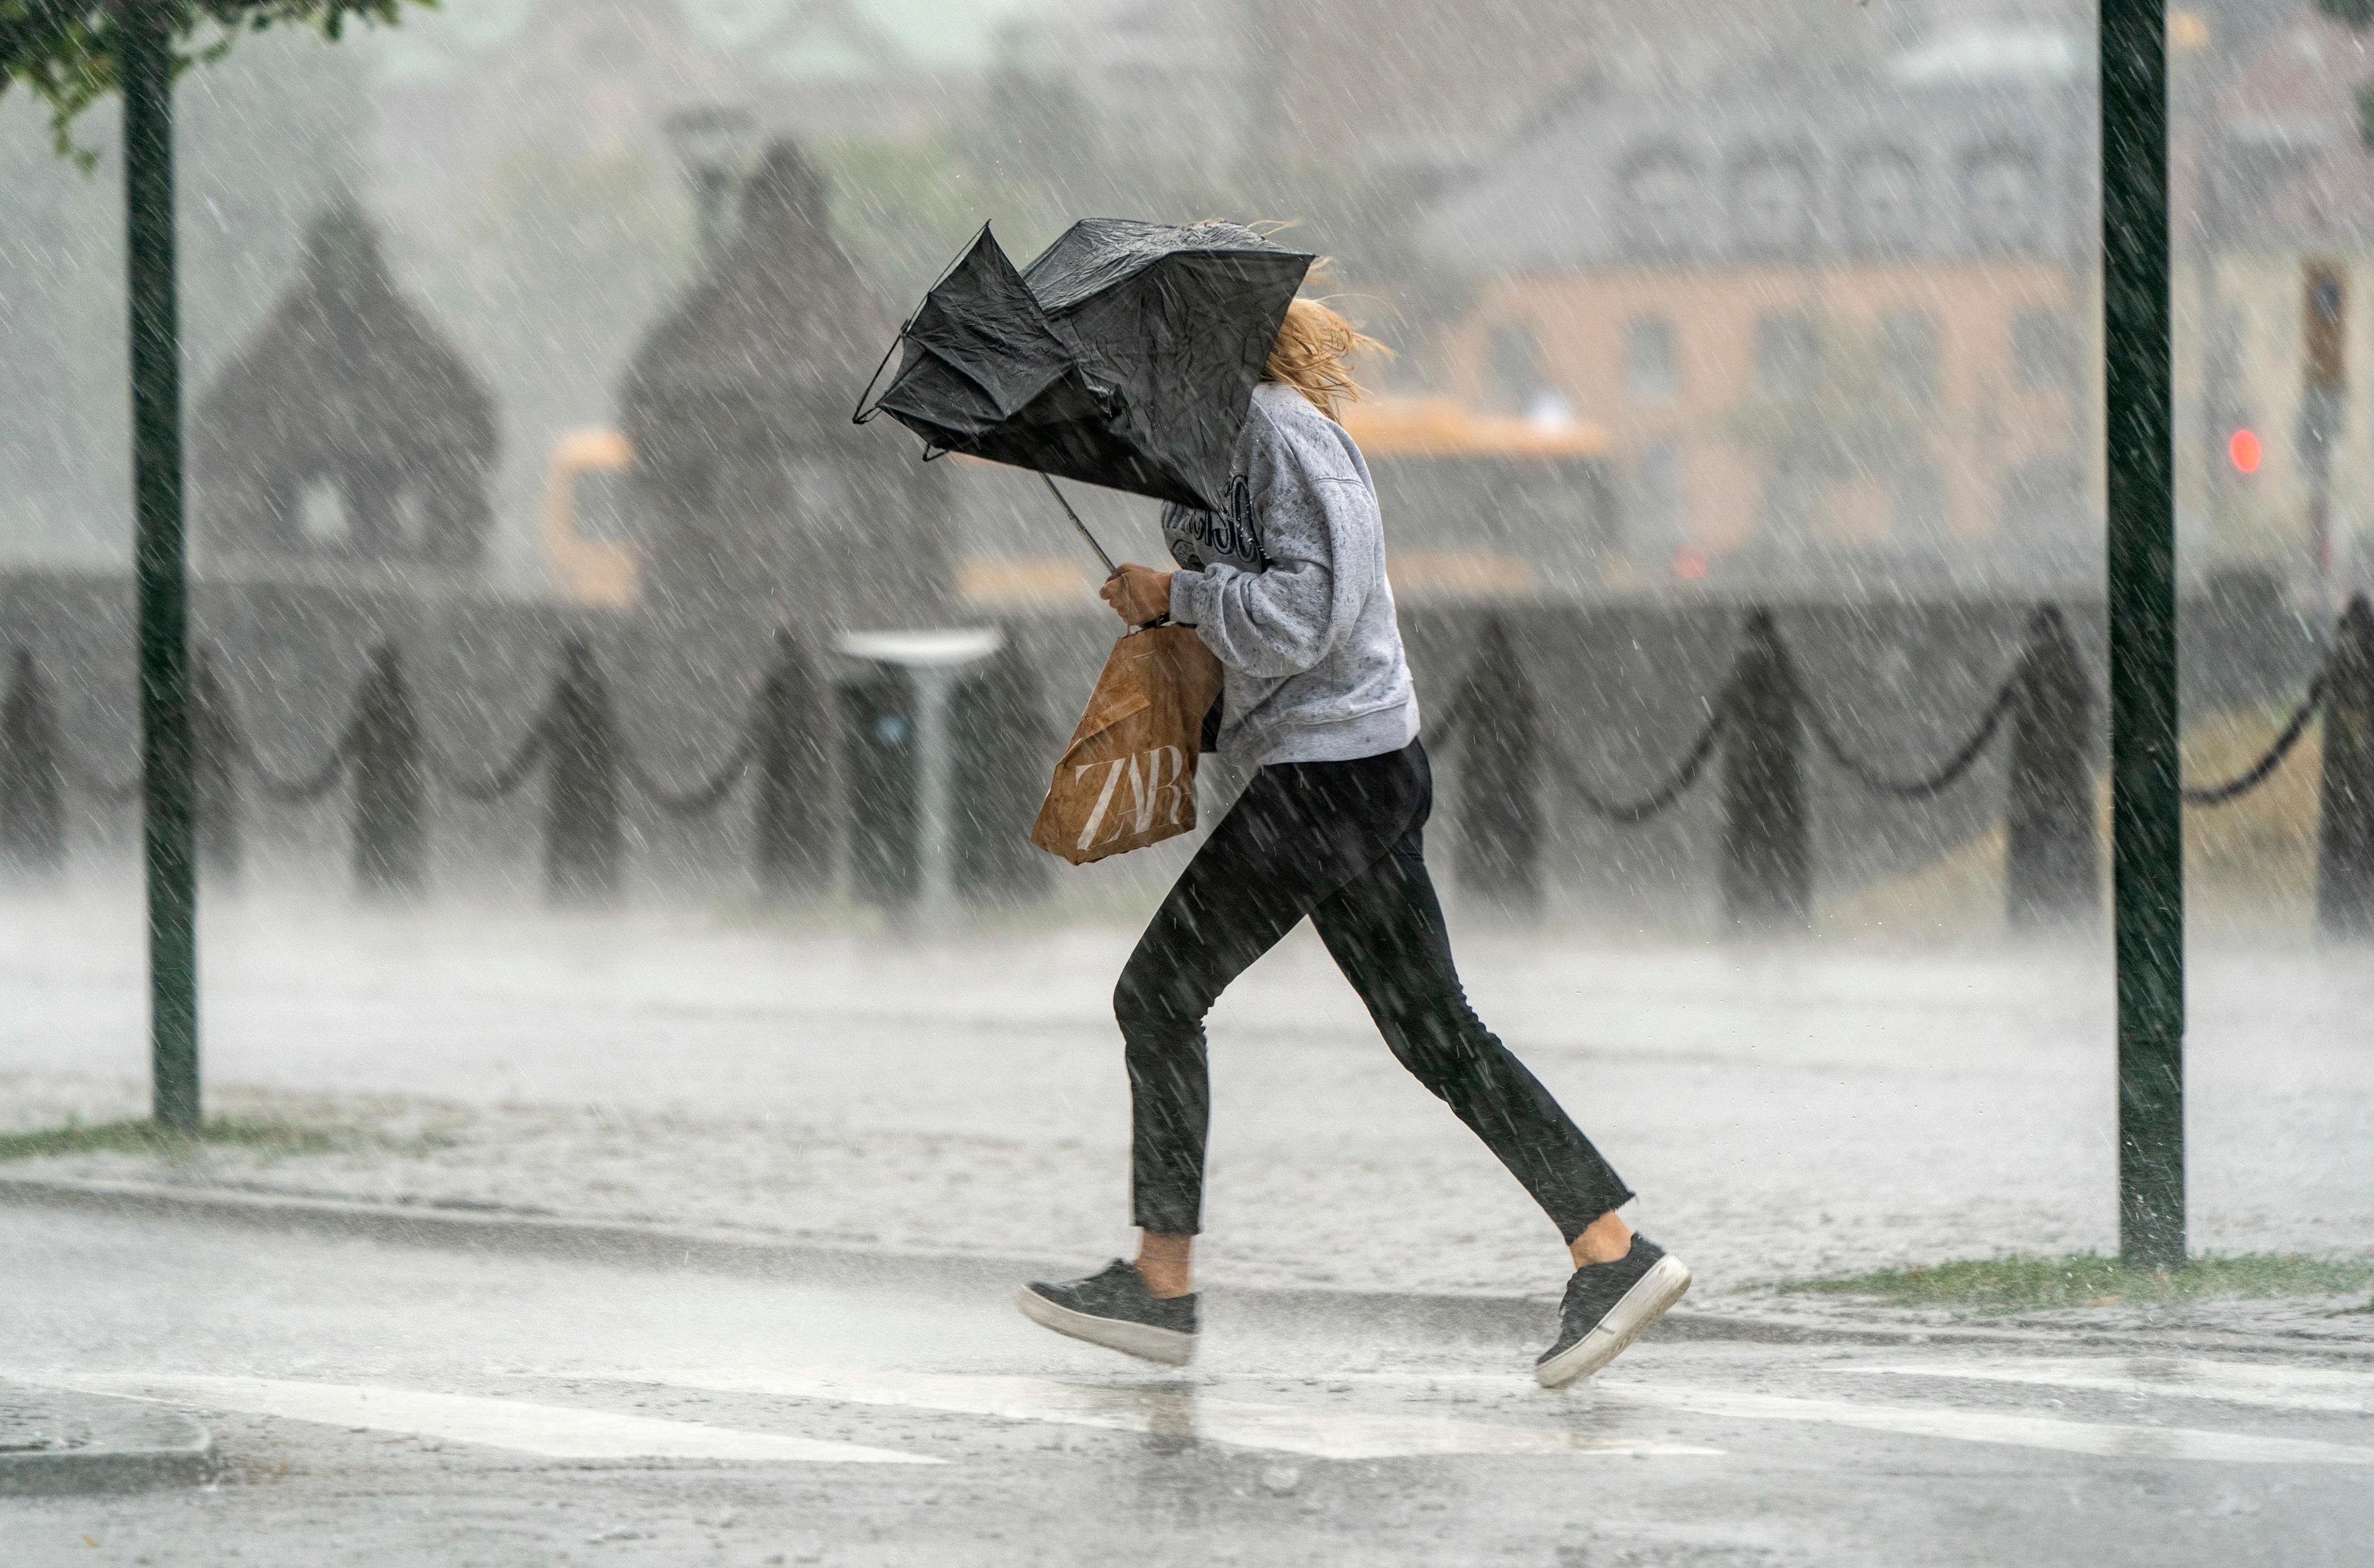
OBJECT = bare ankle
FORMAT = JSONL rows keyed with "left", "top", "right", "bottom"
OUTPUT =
{"left": 1136, "top": 1232, "right": 1194, "bottom": 1299}
{"left": 1568, "top": 1211, "right": 1633, "bottom": 1269}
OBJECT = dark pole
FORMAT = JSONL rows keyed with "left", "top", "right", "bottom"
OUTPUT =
{"left": 2004, "top": 607, "right": 2102, "bottom": 928}
{"left": 123, "top": 2, "right": 200, "bottom": 1132}
{"left": 2103, "top": 0, "right": 2185, "bottom": 1269}
{"left": 2299, "top": 263, "right": 2347, "bottom": 613}
{"left": 1718, "top": 609, "right": 1811, "bottom": 933}
{"left": 2317, "top": 596, "right": 2374, "bottom": 936}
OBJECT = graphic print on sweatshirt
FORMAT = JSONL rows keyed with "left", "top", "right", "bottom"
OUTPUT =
{"left": 1162, "top": 473, "right": 1269, "bottom": 574}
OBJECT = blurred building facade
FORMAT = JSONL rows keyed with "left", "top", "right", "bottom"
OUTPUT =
{"left": 1047, "top": 0, "right": 1906, "bottom": 184}
{"left": 1421, "top": 42, "right": 2100, "bottom": 589}
{"left": 194, "top": 206, "right": 498, "bottom": 576}
{"left": 14, "top": 0, "right": 2363, "bottom": 608}
{"left": 355, "top": 0, "right": 1039, "bottom": 590}
{"left": 619, "top": 141, "right": 952, "bottom": 635}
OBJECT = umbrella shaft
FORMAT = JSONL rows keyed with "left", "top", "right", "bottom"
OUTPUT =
{"left": 1042, "top": 473, "right": 1118, "bottom": 575}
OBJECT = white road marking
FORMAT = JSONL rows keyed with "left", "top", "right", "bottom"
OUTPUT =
{"left": 590, "top": 1369, "right": 1722, "bottom": 1462}
{"left": 1851, "top": 1357, "right": 2374, "bottom": 1415}
{"left": 1604, "top": 1383, "right": 2374, "bottom": 1467}
{"left": 31, "top": 1373, "right": 939, "bottom": 1465}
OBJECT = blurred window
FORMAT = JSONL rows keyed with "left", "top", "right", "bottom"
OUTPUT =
{"left": 1487, "top": 321, "right": 1542, "bottom": 413}
{"left": 1962, "top": 146, "right": 2040, "bottom": 249}
{"left": 1846, "top": 148, "right": 1921, "bottom": 250}
{"left": 297, "top": 478, "right": 346, "bottom": 545}
{"left": 1731, "top": 151, "right": 1811, "bottom": 254}
{"left": 1878, "top": 309, "right": 1939, "bottom": 407}
{"left": 1754, "top": 309, "right": 1823, "bottom": 397}
{"left": 1890, "top": 459, "right": 1947, "bottom": 544}
{"left": 1622, "top": 150, "right": 1701, "bottom": 252}
{"left": 1758, "top": 459, "right": 1821, "bottom": 546}
{"left": 2012, "top": 307, "right": 2079, "bottom": 391}
{"left": 1634, "top": 439, "right": 1682, "bottom": 548}
{"left": 1624, "top": 315, "right": 1677, "bottom": 399}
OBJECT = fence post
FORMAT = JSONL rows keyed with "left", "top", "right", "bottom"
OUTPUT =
{"left": 955, "top": 632, "right": 1052, "bottom": 905}
{"left": 2005, "top": 606, "right": 2102, "bottom": 926}
{"left": 1451, "top": 615, "right": 1542, "bottom": 910}
{"left": 2317, "top": 593, "right": 2374, "bottom": 936}
{"left": 1719, "top": 608, "right": 1810, "bottom": 931}
{"left": 543, "top": 638, "right": 621, "bottom": 904}
{"left": 1, "top": 649, "right": 67, "bottom": 879}
{"left": 192, "top": 648, "right": 242, "bottom": 884}
{"left": 350, "top": 645, "right": 425, "bottom": 897}
{"left": 754, "top": 629, "right": 832, "bottom": 898}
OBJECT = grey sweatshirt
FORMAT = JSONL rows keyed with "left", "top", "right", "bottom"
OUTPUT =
{"left": 1162, "top": 382, "right": 1421, "bottom": 765}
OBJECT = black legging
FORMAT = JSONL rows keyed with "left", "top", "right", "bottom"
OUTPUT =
{"left": 1114, "top": 738, "right": 1633, "bottom": 1241}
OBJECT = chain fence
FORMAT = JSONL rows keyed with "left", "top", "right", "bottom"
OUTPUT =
{"left": 2178, "top": 676, "right": 2329, "bottom": 808}
{"left": 1419, "top": 595, "right": 2374, "bottom": 934}
{"left": 0, "top": 634, "right": 843, "bottom": 901}
{"left": 1796, "top": 672, "right": 2021, "bottom": 803}
{"left": 1549, "top": 711, "right": 1726, "bottom": 826}
{"left": 6, "top": 595, "right": 2373, "bottom": 934}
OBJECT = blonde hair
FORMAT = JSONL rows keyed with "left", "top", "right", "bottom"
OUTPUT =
{"left": 1264, "top": 291, "right": 1390, "bottom": 422}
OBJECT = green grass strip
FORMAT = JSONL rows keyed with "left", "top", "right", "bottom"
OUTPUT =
{"left": 1778, "top": 1252, "right": 2374, "bottom": 1312}
{"left": 0, "top": 1119, "right": 338, "bottom": 1163}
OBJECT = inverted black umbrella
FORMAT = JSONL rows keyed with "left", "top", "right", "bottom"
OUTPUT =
{"left": 854, "top": 219, "right": 1314, "bottom": 540}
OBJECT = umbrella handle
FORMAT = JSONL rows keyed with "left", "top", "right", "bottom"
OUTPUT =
{"left": 850, "top": 323, "right": 909, "bottom": 425}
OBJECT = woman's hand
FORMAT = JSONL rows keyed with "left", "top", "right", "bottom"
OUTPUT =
{"left": 1099, "top": 562, "right": 1174, "bottom": 627}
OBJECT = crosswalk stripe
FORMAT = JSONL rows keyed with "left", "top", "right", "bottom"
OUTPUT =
{"left": 1605, "top": 1383, "right": 2374, "bottom": 1467}
{"left": 1851, "top": 1357, "right": 2374, "bottom": 1415}
{"left": 592, "top": 1369, "right": 1723, "bottom": 1461}
{"left": 32, "top": 1373, "right": 940, "bottom": 1465}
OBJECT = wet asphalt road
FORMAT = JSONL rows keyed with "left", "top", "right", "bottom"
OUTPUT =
{"left": 3, "top": 1205, "right": 2370, "bottom": 1567}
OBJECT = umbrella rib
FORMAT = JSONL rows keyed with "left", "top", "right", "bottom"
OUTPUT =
{"left": 849, "top": 329, "right": 906, "bottom": 424}
{"left": 1040, "top": 473, "right": 1118, "bottom": 576}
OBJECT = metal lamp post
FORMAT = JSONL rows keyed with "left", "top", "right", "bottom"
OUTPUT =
{"left": 122, "top": 1, "right": 201, "bottom": 1132}
{"left": 2299, "top": 265, "right": 2349, "bottom": 614}
{"left": 2102, "top": 0, "right": 2187, "bottom": 1271}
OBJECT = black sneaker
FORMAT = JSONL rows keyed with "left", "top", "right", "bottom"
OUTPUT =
{"left": 1017, "top": 1260, "right": 1199, "bottom": 1366}
{"left": 1534, "top": 1235, "right": 1691, "bottom": 1389}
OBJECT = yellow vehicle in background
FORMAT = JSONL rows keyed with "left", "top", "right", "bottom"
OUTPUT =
{"left": 543, "top": 428, "right": 639, "bottom": 610}
{"left": 540, "top": 400, "right": 1620, "bottom": 609}
{"left": 1338, "top": 398, "right": 1617, "bottom": 599}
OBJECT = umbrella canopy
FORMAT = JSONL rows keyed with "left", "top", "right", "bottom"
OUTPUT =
{"left": 857, "top": 219, "right": 1314, "bottom": 512}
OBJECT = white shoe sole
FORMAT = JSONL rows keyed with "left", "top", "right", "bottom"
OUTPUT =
{"left": 1016, "top": 1286, "right": 1198, "bottom": 1367}
{"left": 1534, "top": 1255, "right": 1692, "bottom": 1389}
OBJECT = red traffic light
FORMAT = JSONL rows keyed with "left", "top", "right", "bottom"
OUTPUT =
{"left": 2228, "top": 428, "right": 2262, "bottom": 474}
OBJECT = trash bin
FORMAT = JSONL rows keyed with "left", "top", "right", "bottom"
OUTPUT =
{"left": 834, "top": 629, "right": 1003, "bottom": 920}
{"left": 836, "top": 671, "right": 920, "bottom": 905}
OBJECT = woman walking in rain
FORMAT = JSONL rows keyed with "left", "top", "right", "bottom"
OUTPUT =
{"left": 1016, "top": 290, "right": 1691, "bottom": 1388}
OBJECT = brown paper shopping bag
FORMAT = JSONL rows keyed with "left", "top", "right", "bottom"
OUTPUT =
{"left": 1031, "top": 625, "right": 1225, "bottom": 865}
